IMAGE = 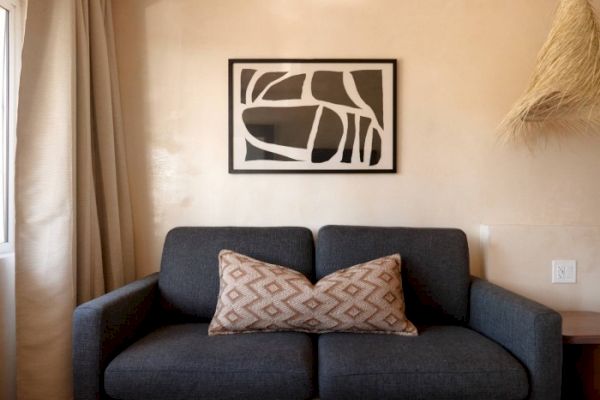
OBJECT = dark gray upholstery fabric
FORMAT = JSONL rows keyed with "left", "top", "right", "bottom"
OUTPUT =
{"left": 469, "top": 277, "right": 562, "bottom": 400}
{"left": 104, "top": 323, "right": 316, "bottom": 400}
{"left": 318, "top": 325, "right": 529, "bottom": 400}
{"left": 73, "top": 226, "right": 563, "bottom": 400}
{"left": 73, "top": 273, "right": 159, "bottom": 400}
{"left": 316, "top": 225, "right": 470, "bottom": 324}
{"left": 159, "top": 227, "right": 314, "bottom": 322}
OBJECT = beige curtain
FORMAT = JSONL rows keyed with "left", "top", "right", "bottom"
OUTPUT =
{"left": 15, "top": 0, "right": 135, "bottom": 398}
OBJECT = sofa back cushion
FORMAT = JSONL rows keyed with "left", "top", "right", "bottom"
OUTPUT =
{"left": 316, "top": 226, "right": 470, "bottom": 324}
{"left": 159, "top": 227, "right": 314, "bottom": 321}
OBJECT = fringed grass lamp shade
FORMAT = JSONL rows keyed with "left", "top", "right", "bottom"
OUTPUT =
{"left": 499, "top": 0, "right": 600, "bottom": 146}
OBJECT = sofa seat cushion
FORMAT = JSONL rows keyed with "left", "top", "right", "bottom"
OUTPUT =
{"left": 318, "top": 325, "right": 529, "bottom": 400}
{"left": 104, "top": 323, "right": 315, "bottom": 400}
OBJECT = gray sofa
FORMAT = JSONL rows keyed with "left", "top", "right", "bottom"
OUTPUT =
{"left": 73, "top": 226, "right": 562, "bottom": 400}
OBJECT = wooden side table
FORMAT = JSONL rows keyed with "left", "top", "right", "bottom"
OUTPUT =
{"left": 561, "top": 311, "right": 600, "bottom": 400}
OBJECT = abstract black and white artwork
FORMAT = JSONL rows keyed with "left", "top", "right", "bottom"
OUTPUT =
{"left": 229, "top": 59, "right": 396, "bottom": 173}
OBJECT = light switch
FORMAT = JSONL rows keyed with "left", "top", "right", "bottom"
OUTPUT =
{"left": 552, "top": 260, "right": 577, "bottom": 283}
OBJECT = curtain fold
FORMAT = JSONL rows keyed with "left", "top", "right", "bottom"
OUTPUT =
{"left": 15, "top": 0, "right": 135, "bottom": 398}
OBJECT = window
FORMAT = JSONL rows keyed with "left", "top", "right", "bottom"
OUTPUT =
{"left": 0, "top": 0, "right": 20, "bottom": 251}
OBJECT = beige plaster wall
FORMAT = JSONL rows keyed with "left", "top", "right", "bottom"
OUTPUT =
{"left": 112, "top": 0, "right": 600, "bottom": 311}
{"left": 481, "top": 225, "right": 600, "bottom": 312}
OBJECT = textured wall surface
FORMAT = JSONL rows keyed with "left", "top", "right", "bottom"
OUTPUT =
{"left": 112, "top": 0, "right": 600, "bottom": 311}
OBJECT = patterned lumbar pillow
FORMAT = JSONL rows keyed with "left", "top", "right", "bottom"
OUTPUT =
{"left": 208, "top": 250, "right": 417, "bottom": 336}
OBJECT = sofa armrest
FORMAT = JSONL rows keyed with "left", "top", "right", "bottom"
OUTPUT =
{"left": 73, "top": 273, "right": 159, "bottom": 400}
{"left": 468, "top": 277, "right": 562, "bottom": 400}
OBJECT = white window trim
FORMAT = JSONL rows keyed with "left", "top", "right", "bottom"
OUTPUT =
{"left": 0, "top": 0, "right": 22, "bottom": 255}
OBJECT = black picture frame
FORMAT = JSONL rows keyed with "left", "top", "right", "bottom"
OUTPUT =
{"left": 229, "top": 59, "right": 397, "bottom": 173}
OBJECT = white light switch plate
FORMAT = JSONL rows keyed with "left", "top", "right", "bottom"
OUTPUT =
{"left": 552, "top": 260, "right": 577, "bottom": 283}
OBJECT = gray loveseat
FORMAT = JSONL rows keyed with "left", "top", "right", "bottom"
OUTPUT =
{"left": 73, "top": 226, "right": 562, "bottom": 400}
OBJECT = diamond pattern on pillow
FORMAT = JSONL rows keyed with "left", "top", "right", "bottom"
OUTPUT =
{"left": 208, "top": 250, "right": 417, "bottom": 336}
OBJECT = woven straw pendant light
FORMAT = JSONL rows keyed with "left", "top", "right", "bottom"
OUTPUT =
{"left": 499, "top": 0, "right": 600, "bottom": 146}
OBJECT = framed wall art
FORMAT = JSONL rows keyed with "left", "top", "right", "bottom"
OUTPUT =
{"left": 229, "top": 59, "right": 397, "bottom": 173}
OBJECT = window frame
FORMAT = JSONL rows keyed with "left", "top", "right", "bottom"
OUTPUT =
{"left": 0, "top": 0, "right": 22, "bottom": 254}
